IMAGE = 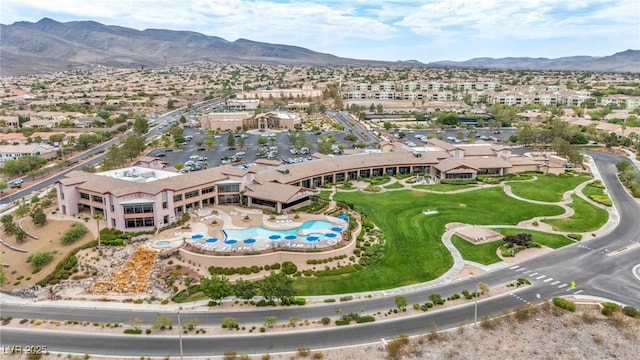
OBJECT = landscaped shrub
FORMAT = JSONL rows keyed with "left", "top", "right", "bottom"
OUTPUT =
{"left": 355, "top": 315, "right": 375, "bottom": 323}
{"left": 623, "top": 306, "right": 639, "bottom": 318}
{"left": 601, "top": 302, "right": 621, "bottom": 316}
{"left": 323, "top": 298, "right": 336, "bottom": 303}
{"left": 60, "top": 223, "right": 89, "bottom": 245}
{"left": 281, "top": 261, "right": 297, "bottom": 275}
{"left": 552, "top": 297, "right": 576, "bottom": 312}
{"left": 567, "top": 233, "right": 583, "bottom": 241}
{"left": 123, "top": 329, "right": 142, "bottom": 334}
{"left": 335, "top": 319, "right": 350, "bottom": 326}
{"left": 321, "top": 317, "right": 331, "bottom": 325}
{"left": 339, "top": 295, "right": 353, "bottom": 302}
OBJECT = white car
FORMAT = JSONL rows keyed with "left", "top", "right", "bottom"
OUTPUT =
{"left": 189, "top": 155, "right": 200, "bottom": 159}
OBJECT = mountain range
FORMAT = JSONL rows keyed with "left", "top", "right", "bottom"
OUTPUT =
{"left": 1, "top": 18, "right": 638, "bottom": 75}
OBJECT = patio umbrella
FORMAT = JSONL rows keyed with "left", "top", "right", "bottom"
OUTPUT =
{"left": 284, "top": 235, "right": 297, "bottom": 240}
{"left": 325, "top": 233, "right": 337, "bottom": 238}
{"left": 243, "top": 238, "right": 256, "bottom": 244}
{"left": 269, "top": 234, "right": 282, "bottom": 241}
{"left": 206, "top": 238, "right": 218, "bottom": 243}
{"left": 331, "top": 227, "right": 343, "bottom": 232}
{"left": 224, "top": 239, "right": 238, "bottom": 245}
{"left": 337, "top": 214, "right": 349, "bottom": 220}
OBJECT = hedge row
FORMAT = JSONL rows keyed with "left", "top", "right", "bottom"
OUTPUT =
{"left": 552, "top": 297, "right": 576, "bottom": 312}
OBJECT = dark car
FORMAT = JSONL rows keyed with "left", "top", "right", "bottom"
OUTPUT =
{"left": 165, "top": 148, "right": 174, "bottom": 152}
{"left": 197, "top": 147, "right": 206, "bottom": 151}
{"left": 156, "top": 153, "right": 166, "bottom": 157}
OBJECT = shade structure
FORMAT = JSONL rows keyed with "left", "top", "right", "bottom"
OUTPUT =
{"left": 191, "top": 234, "right": 204, "bottom": 239}
{"left": 284, "top": 235, "right": 297, "bottom": 240}
{"left": 325, "top": 233, "right": 337, "bottom": 238}
{"left": 337, "top": 214, "right": 349, "bottom": 220}
{"left": 224, "top": 239, "right": 238, "bottom": 245}
{"left": 331, "top": 227, "right": 343, "bottom": 232}
{"left": 307, "top": 236, "right": 320, "bottom": 242}
{"left": 243, "top": 238, "right": 256, "bottom": 244}
{"left": 206, "top": 238, "right": 218, "bottom": 243}
{"left": 269, "top": 234, "right": 282, "bottom": 240}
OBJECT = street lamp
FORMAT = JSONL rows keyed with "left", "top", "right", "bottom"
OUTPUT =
{"left": 471, "top": 275, "right": 479, "bottom": 328}
{"left": 177, "top": 307, "right": 184, "bottom": 360}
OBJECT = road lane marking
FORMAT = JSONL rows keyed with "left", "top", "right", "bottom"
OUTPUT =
{"left": 530, "top": 272, "right": 538, "bottom": 276}
{"left": 543, "top": 278, "right": 553, "bottom": 282}
{"left": 574, "top": 290, "right": 583, "bottom": 295}
{"left": 516, "top": 268, "right": 526, "bottom": 272}
{"left": 510, "top": 265, "right": 519, "bottom": 269}
{"left": 536, "top": 275, "right": 546, "bottom": 280}
{"left": 550, "top": 281, "right": 560, "bottom": 285}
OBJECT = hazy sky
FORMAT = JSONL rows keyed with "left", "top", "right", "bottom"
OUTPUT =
{"left": 2, "top": 0, "right": 639, "bottom": 62}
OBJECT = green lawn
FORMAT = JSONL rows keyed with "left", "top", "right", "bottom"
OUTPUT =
{"left": 293, "top": 187, "right": 564, "bottom": 295}
{"left": 363, "top": 176, "right": 391, "bottom": 186}
{"left": 582, "top": 183, "right": 612, "bottom": 206}
{"left": 508, "top": 174, "right": 592, "bottom": 202}
{"left": 315, "top": 190, "right": 332, "bottom": 201}
{"left": 543, "top": 195, "right": 609, "bottom": 232}
{"left": 413, "top": 183, "right": 478, "bottom": 192}
{"left": 451, "top": 235, "right": 503, "bottom": 265}
{"left": 494, "top": 228, "right": 574, "bottom": 248}
{"left": 383, "top": 182, "right": 405, "bottom": 190}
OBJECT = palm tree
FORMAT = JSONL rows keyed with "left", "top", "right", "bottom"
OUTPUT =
{"left": 93, "top": 214, "right": 104, "bottom": 247}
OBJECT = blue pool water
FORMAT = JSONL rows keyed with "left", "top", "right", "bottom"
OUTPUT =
{"left": 155, "top": 240, "right": 171, "bottom": 247}
{"left": 223, "top": 220, "right": 336, "bottom": 243}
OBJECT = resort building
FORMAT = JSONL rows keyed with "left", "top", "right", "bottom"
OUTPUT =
{"left": 55, "top": 140, "right": 563, "bottom": 231}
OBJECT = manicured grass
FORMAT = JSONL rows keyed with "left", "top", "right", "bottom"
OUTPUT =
{"left": 315, "top": 190, "right": 332, "bottom": 201}
{"left": 383, "top": 182, "right": 405, "bottom": 190}
{"left": 508, "top": 173, "right": 592, "bottom": 202}
{"left": 582, "top": 183, "right": 612, "bottom": 206}
{"left": 362, "top": 176, "right": 392, "bottom": 186}
{"left": 293, "top": 187, "right": 564, "bottom": 295}
{"left": 494, "top": 228, "right": 574, "bottom": 249}
{"left": 451, "top": 235, "right": 503, "bottom": 265}
{"left": 543, "top": 195, "right": 609, "bottom": 232}
{"left": 413, "top": 183, "right": 478, "bottom": 192}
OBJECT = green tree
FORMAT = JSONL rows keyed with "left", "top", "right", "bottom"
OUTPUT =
{"left": 129, "top": 317, "right": 143, "bottom": 330}
{"left": 31, "top": 207, "right": 47, "bottom": 226}
{"left": 232, "top": 278, "right": 257, "bottom": 300}
{"left": 15, "top": 228, "right": 27, "bottom": 243}
{"left": 0, "top": 180, "right": 7, "bottom": 193}
{"left": 437, "top": 112, "right": 459, "bottom": 126}
{"left": 376, "top": 103, "right": 384, "bottom": 113}
{"left": 383, "top": 121, "right": 392, "bottom": 130}
{"left": 257, "top": 271, "right": 294, "bottom": 304}
{"left": 133, "top": 118, "right": 149, "bottom": 135}
{"left": 204, "top": 135, "right": 215, "bottom": 148}
{"left": 237, "top": 137, "right": 245, "bottom": 149}
{"left": 179, "top": 115, "right": 187, "bottom": 124}
{"left": 200, "top": 275, "right": 232, "bottom": 303}
{"left": 258, "top": 137, "right": 269, "bottom": 146}
{"left": 167, "top": 99, "right": 176, "bottom": 109}
{"left": 153, "top": 314, "right": 173, "bottom": 330}
{"left": 394, "top": 295, "right": 408, "bottom": 310}
{"left": 222, "top": 316, "right": 238, "bottom": 330}
{"left": 264, "top": 316, "right": 277, "bottom": 328}
{"left": 1, "top": 215, "right": 16, "bottom": 235}
{"left": 15, "top": 205, "right": 30, "bottom": 218}
{"left": 227, "top": 133, "right": 236, "bottom": 148}
{"left": 94, "top": 214, "right": 103, "bottom": 246}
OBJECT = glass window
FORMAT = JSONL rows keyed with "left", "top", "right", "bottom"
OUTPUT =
{"left": 80, "top": 193, "right": 90, "bottom": 200}
{"left": 185, "top": 190, "right": 199, "bottom": 199}
{"left": 173, "top": 194, "right": 183, "bottom": 202}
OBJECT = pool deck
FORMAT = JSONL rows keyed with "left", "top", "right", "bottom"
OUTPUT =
{"left": 151, "top": 206, "right": 347, "bottom": 253}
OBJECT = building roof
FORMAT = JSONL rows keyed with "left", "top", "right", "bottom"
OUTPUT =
{"left": 244, "top": 182, "right": 310, "bottom": 203}
{"left": 254, "top": 151, "right": 443, "bottom": 184}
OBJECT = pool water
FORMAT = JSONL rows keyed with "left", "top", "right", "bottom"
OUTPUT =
{"left": 155, "top": 240, "right": 171, "bottom": 247}
{"left": 223, "top": 220, "right": 337, "bottom": 243}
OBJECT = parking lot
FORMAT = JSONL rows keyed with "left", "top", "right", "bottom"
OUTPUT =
{"left": 147, "top": 127, "right": 362, "bottom": 170}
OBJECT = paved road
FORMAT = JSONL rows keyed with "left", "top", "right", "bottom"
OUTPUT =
{"left": 1, "top": 151, "right": 639, "bottom": 357}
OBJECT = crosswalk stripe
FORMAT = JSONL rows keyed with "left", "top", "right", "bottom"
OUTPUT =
{"left": 550, "top": 281, "right": 560, "bottom": 285}
{"left": 574, "top": 290, "right": 583, "bottom": 294}
{"left": 536, "top": 275, "right": 546, "bottom": 280}
{"left": 516, "top": 268, "right": 526, "bottom": 272}
{"left": 530, "top": 272, "right": 538, "bottom": 276}
{"left": 558, "top": 284, "right": 567, "bottom": 288}
{"left": 543, "top": 278, "right": 553, "bottom": 282}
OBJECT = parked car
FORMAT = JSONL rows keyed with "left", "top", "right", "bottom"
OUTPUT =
{"left": 10, "top": 179, "right": 23, "bottom": 188}
{"left": 157, "top": 153, "right": 166, "bottom": 157}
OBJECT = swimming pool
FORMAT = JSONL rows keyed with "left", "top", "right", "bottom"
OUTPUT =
{"left": 155, "top": 240, "right": 171, "bottom": 247}
{"left": 223, "top": 220, "right": 338, "bottom": 243}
